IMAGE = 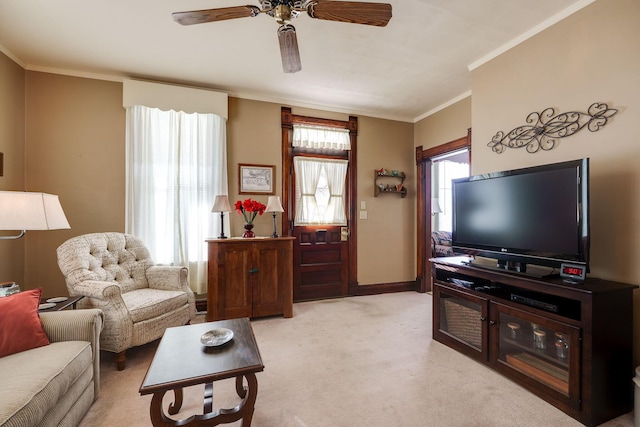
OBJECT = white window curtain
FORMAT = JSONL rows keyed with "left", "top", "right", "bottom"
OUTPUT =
{"left": 293, "top": 157, "right": 348, "bottom": 225}
{"left": 125, "top": 105, "right": 228, "bottom": 294}
{"left": 292, "top": 124, "right": 351, "bottom": 150}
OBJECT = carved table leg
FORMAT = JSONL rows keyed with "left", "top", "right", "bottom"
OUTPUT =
{"left": 239, "top": 373, "right": 258, "bottom": 426}
{"left": 149, "top": 389, "right": 184, "bottom": 426}
{"left": 148, "top": 375, "right": 258, "bottom": 426}
{"left": 204, "top": 383, "right": 213, "bottom": 414}
{"left": 168, "top": 388, "right": 183, "bottom": 415}
{"left": 235, "top": 375, "right": 247, "bottom": 398}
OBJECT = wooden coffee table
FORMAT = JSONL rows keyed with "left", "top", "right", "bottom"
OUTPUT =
{"left": 139, "top": 318, "right": 264, "bottom": 426}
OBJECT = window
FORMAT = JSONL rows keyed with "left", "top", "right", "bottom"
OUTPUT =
{"left": 125, "top": 105, "right": 228, "bottom": 294}
{"left": 292, "top": 124, "right": 351, "bottom": 150}
{"left": 291, "top": 123, "right": 350, "bottom": 226}
{"left": 293, "top": 156, "right": 348, "bottom": 225}
{"left": 432, "top": 149, "right": 469, "bottom": 232}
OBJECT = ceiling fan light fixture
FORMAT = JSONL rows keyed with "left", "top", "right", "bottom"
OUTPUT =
{"left": 278, "top": 24, "right": 302, "bottom": 73}
{"left": 275, "top": 4, "right": 292, "bottom": 24}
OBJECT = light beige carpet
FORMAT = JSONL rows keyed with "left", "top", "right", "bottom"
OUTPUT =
{"left": 79, "top": 292, "right": 634, "bottom": 426}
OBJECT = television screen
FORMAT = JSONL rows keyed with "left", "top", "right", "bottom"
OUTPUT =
{"left": 452, "top": 159, "right": 589, "bottom": 272}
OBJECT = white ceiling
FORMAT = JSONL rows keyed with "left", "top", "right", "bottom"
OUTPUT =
{"left": 0, "top": 0, "right": 592, "bottom": 122}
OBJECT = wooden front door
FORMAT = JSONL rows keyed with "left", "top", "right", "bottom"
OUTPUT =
{"left": 281, "top": 107, "right": 357, "bottom": 302}
{"left": 292, "top": 225, "right": 349, "bottom": 301}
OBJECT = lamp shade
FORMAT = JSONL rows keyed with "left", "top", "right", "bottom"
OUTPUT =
{"left": 211, "top": 195, "right": 232, "bottom": 212}
{"left": 265, "top": 196, "right": 284, "bottom": 213}
{"left": 0, "top": 191, "right": 70, "bottom": 230}
{"left": 431, "top": 198, "right": 443, "bottom": 214}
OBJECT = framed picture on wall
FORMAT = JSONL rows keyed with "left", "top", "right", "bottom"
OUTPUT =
{"left": 238, "top": 163, "right": 275, "bottom": 195}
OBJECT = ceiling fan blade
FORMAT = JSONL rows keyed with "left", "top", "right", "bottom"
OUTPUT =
{"left": 172, "top": 6, "right": 261, "bottom": 25}
{"left": 278, "top": 25, "right": 302, "bottom": 73}
{"left": 307, "top": 1, "right": 392, "bottom": 27}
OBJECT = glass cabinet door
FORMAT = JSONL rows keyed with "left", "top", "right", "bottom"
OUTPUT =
{"left": 433, "top": 284, "right": 488, "bottom": 361}
{"left": 491, "top": 303, "right": 581, "bottom": 409}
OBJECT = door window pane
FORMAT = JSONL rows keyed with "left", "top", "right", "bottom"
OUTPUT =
{"left": 293, "top": 157, "right": 348, "bottom": 225}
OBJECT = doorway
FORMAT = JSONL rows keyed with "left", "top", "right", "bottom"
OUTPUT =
{"left": 281, "top": 107, "right": 358, "bottom": 301}
{"left": 415, "top": 129, "right": 471, "bottom": 292}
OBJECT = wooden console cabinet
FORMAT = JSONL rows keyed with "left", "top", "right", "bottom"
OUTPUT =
{"left": 431, "top": 256, "right": 637, "bottom": 427}
{"left": 206, "top": 237, "right": 294, "bottom": 321}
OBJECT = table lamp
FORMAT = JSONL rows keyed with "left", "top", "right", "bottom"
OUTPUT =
{"left": 211, "top": 195, "right": 232, "bottom": 239}
{"left": 431, "top": 198, "right": 443, "bottom": 216}
{"left": 0, "top": 191, "right": 70, "bottom": 240}
{"left": 265, "top": 196, "right": 284, "bottom": 238}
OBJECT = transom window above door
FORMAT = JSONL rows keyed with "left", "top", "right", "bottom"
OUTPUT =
{"left": 292, "top": 124, "right": 351, "bottom": 150}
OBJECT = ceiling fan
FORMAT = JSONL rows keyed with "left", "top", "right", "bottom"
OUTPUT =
{"left": 172, "top": 1, "right": 392, "bottom": 73}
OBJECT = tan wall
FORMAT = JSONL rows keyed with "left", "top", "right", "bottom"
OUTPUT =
{"left": 24, "top": 72, "right": 125, "bottom": 297}
{"left": 226, "top": 98, "right": 282, "bottom": 238}
{"left": 358, "top": 117, "right": 415, "bottom": 285}
{"left": 471, "top": 0, "right": 640, "bottom": 361}
{"left": 414, "top": 96, "right": 472, "bottom": 150}
{"left": 0, "top": 52, "right": 26, "bottom": 284}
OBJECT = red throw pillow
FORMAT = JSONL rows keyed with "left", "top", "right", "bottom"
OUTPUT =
{"left": 0, "top": 288, "right": 50, "bottom": 357}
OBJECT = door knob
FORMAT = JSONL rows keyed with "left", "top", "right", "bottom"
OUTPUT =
{"left": 341, "top": 227, "right": 349, "bottom": 241}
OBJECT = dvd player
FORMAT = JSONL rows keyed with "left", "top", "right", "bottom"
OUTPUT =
{"left": 510, "top": 294, "right": 559, "bottom": 313}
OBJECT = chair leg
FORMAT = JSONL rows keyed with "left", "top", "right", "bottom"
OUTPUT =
{"left": 116, "top": 351, "right": 126, "bottom": 371}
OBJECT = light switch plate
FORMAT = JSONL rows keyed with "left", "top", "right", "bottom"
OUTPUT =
{"left": 360, "top": 201, "right": 366, "bottom": 210}
{"left": 359, "top": 211, "right": 367, "bottom": 219}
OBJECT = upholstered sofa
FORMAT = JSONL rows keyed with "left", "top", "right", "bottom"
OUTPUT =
{"left": 431, "top": 230, "right": 454, "bottom": 257}
{"left": 0, "top": 308, "right": 103, "bottom": 427}
{"left": 56, "top": 232, "right": 196, "bottom": 370}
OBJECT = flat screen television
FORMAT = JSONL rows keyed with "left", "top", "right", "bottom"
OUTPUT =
{"left": 451, "top": 158, "right": 589, "bottom": 276}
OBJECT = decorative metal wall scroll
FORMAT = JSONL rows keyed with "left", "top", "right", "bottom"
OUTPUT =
{"left": 488, "top": 102, "right": 618, "bottom": 154}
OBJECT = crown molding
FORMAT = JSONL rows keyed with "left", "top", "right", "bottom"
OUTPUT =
{"left": 25, "top": 64, "right": 124, "bottom": 82}
{"left": 0, "top": 43, "right": 25, "bottom": 68}
{"left": 413, "top": 91, "right": 472, "bottom": 123}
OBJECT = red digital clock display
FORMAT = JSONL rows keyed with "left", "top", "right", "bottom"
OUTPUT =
{"left": 563, "top": 266, "right": 584, "bottom": 276}
{"left": 560, "top": 263, "right": 586, "bottom": 282}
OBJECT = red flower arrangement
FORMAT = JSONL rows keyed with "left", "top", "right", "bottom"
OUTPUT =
{"left": 234, "top": 198, "right": 266, "bottom": 225}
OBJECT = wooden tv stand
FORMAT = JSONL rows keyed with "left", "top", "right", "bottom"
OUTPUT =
{"left": 431, "top": 256, "right": 637, "bottom": 427}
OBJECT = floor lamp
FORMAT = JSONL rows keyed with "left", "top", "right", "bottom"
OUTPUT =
{"left": 0, "top": 191, "right": 70, "bottom": 240}
{"left": 0, "top": 191, "right": 70, "bottom": 296}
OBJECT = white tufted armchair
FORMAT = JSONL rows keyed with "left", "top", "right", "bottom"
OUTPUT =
{"left": 56, "top": 232, "right": 196, "bottom": 370}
